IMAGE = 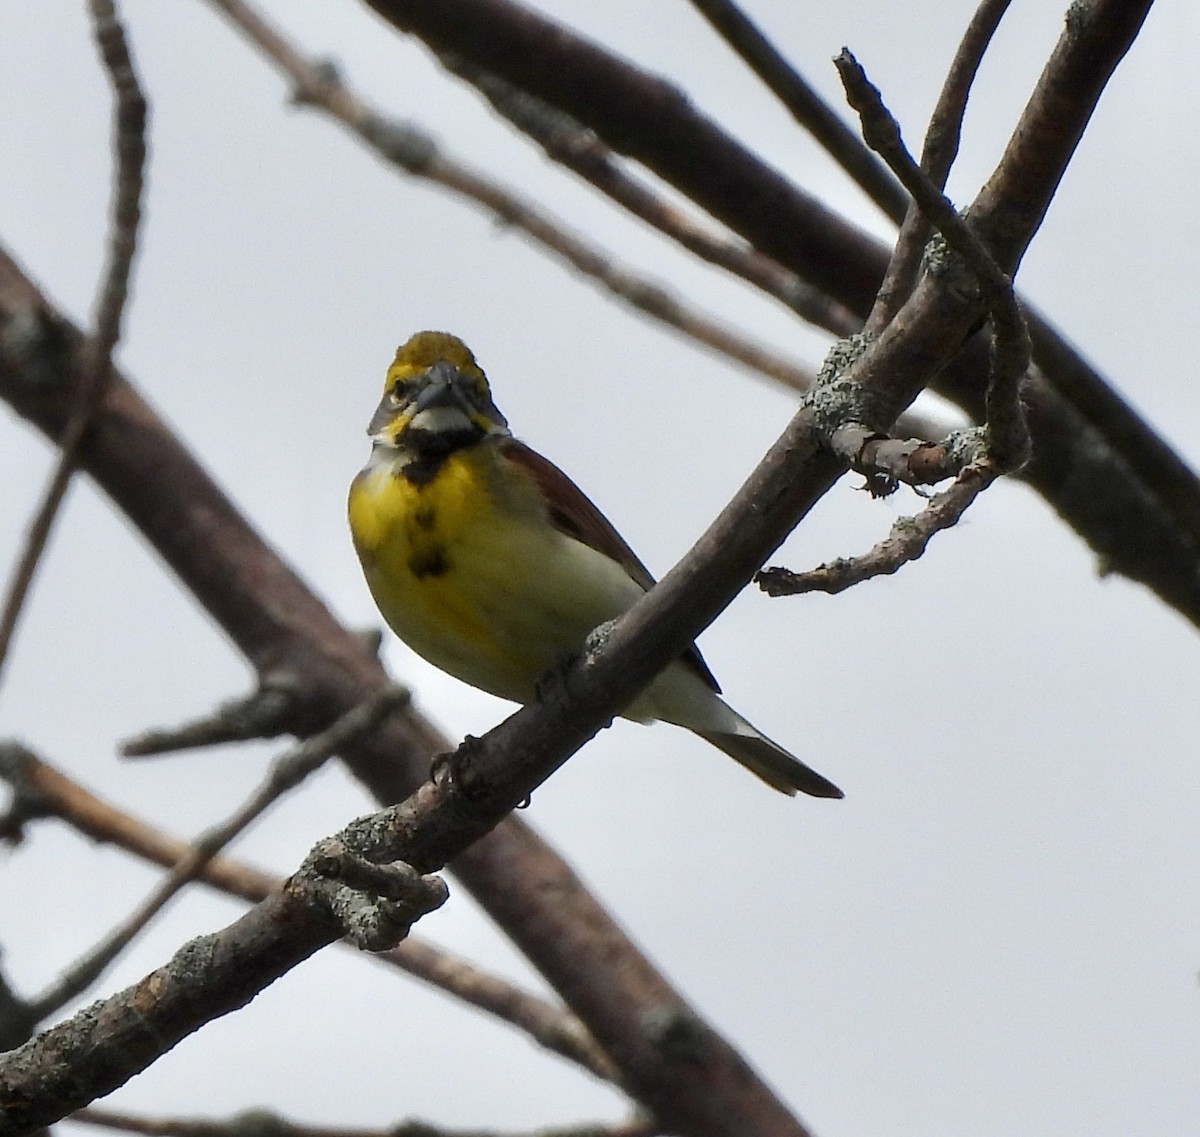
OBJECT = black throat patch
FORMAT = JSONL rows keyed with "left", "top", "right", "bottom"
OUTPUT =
{"left": 399, "top": 425, "right": 479, "bottom": 487}
{"left": 401, "top": 450, "right": 449, "bottom": 487}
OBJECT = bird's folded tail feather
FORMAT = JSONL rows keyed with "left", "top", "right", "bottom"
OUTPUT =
{"left": 695, "top": 727, "right": 843, "bottom": 798}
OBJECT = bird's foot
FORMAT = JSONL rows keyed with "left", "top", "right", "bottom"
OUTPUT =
{"left": 429, "top": 733, "right": 490, "bottom": 802}
{"left": 533, "top": 650, "right": 579, "bottom": 702}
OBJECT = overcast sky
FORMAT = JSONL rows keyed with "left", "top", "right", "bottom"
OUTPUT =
{"left": 1, "top": 3, "right": 1198, "bottom": 1135}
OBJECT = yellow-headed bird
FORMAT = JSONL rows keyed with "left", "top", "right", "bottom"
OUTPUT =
{"left": 348, "top": 331, "right": 841, "bottom": 798}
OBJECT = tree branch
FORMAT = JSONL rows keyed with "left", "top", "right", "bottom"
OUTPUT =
{"left": 24, "top": 689, "right": 410, "bottom": 1022}
{"left": 74, "top": 1106, "right": 663, "bottom": 1137}
{"left": 868, "top": 0, "right": 1014, "bottom": 331}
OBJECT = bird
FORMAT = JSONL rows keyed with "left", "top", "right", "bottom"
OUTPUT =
{"left": 347, "top": 331, "right": 842, "bottom": 798}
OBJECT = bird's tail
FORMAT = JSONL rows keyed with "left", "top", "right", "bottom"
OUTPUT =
{"left": 695, "top": 725, "right": 843, "bottom": 798}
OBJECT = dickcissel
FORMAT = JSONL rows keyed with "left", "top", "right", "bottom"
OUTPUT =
{"left": 348, "top": 331, "right": 841, "bottom": 798}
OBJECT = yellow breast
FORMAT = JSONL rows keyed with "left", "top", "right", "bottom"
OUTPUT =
{"left": 348, "top": 443, "right": 645, "bottom": 704}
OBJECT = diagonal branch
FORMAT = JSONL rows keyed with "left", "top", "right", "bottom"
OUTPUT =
{"left": 438, "top": 55, "right": 859, "bottom": 338}
{"left": 362, "top": 0, "right": 884, "bottom": 311}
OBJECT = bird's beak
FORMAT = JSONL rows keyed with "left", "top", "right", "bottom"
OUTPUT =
{"left": 412, "top": 361, "right": 471, "bottom": 416}
{"left": 367, "top": 362, "right": 471, "bottom": 441}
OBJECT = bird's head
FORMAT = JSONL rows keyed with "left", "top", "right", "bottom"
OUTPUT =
{"left": 368, "top": 331, "right": 509, "bottom": 452}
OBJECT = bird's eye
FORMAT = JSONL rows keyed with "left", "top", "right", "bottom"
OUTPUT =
{"left": 387, "top": 387, "right": 405, "bottom": 407}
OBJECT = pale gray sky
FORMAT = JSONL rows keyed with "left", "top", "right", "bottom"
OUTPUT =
{"left": 1, "top": 3, "right": 1197, "bottom": 1135}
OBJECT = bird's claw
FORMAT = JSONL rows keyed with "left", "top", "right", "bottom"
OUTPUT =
{"left": 429, "top": 734, "right": 490, "bottom": 802}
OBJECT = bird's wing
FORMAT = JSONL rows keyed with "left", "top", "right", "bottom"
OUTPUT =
{"left": 500, "top": 438, "right": 722, "bottom": 694}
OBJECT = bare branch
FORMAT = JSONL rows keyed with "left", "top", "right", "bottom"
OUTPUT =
{"left": 362, "top": 0, "right": 885, "bottom": 311}
{"left": 835, "top": 48, "right": 1031, "bottom": 471}
{"left": 439, "top": 57, "right": 859, "bottom": 338}
{"left": 75, "top": 1106, "right": 664, "bottom": 1137}
{"left": 122, "top": 671, "right": 304, "bottom": 757}
{"left": 758, "top": 461, "right": 997, "bottom": 596}
{"left": 836, "top": 49, "right": 1014, "bottom": 305}
{"left": 869, "top": 0, "right": 1014, "bottom": 330}
{"left": 0, "top": 0, "right": 146, "bottom": 686}
{"left": 747, "top": 38, "right": 1038, "bottom": 599}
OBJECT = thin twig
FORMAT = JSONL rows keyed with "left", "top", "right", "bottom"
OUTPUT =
{"left": 868, "top": 0, "right": 1014, "bottom": 331}
{"left": 26, "top": 688, "right": 411, "bottom": 1020}
{"left": 74, "top": 1107, "right": 663, "bottom": 1137}
{"left": 0, "top": 0, "right": 146, "bottom": 689}
{"left": 688, "top": 0, "right": 907, "bottom": 224}
{"left": 837, "top": 50, "right": 1012, "bottom": 308}
{"left": 121, "top": 670, "right": 303, "bottom": 757}
{"left": 836, "top": 48, "right": 1030, "bottom": 469}
{"left": 757, "top": 460, "right": 997, "bottom": 595}
{"left": 201, "top": 0, "right": 819, "bottom": 393}
{"left": 922, "top": 0, "right": 1015, "bottom": 188}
